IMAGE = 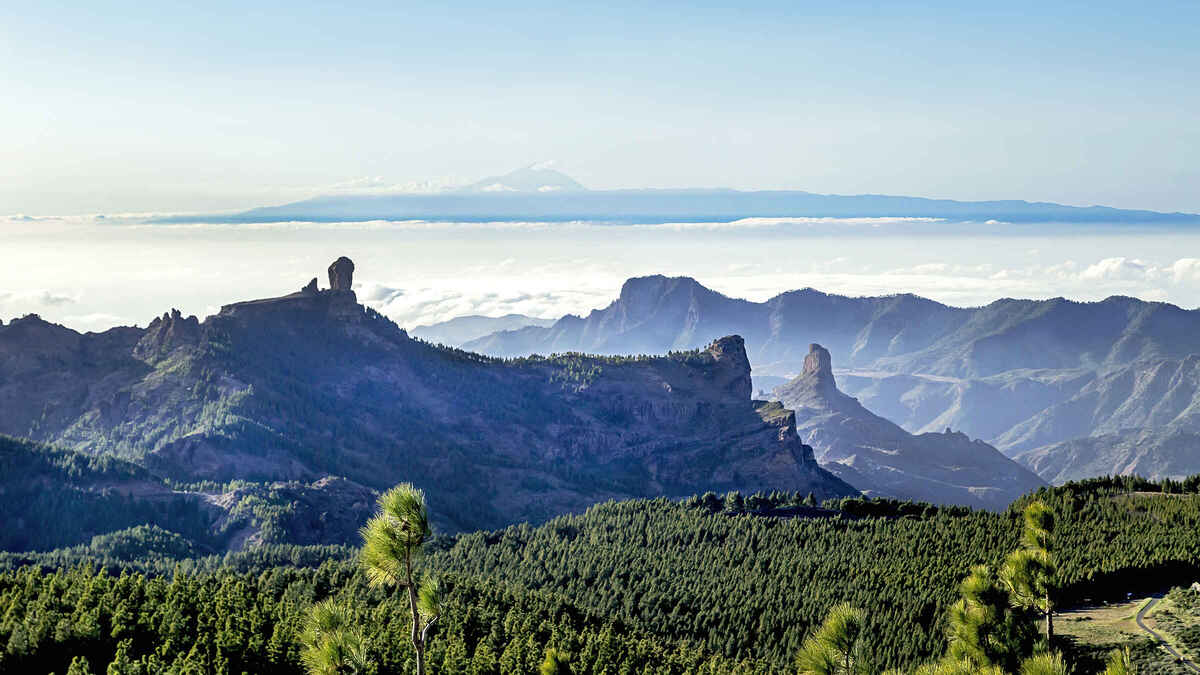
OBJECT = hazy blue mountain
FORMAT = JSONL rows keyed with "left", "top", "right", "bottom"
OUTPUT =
{"left": 1015, "top": 428, "right": 1200, "bottom": 484}
{"left": 410, "top": 313, "right": 556, "bottom": 346}
{"left": 465, "top": 277, "right": 1200, "bottom": 379}
{"left": 0, "top": 260, "right": 854, "bottom": 535}
{"left": 997, "top": 356, "right": 1200, "bottom": 455}
{"left": 155, "top": 168, "right": 1200, "bottom": 225}
{"left": 772, "top": 344, "right": 1045, "bottom": 509}
{"left": 464, "top": 276, "right": 1200, "bottom": 484}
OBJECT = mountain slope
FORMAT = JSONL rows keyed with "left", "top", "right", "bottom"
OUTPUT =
{"left": 409, "top": 313, "right": 556, "bottom": 346}
{"left": 1014, "top": 428, "right": 1200, "bottom": 484}
{"left": 998, "top": 356, "right": 1200, "bottom": 454}
{"left": 0, "top": 434, "right": 375, "bottom": 553}
{"left": 464, "top": 276, "right": 1200, "bottom": 484}
{"left": 0, "top": 260, "right": 854, "bottom": 533}
{"left": 772, "top": 344, "right": 1046, "bottom": 509}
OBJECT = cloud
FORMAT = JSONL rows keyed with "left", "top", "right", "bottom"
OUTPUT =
{"left": 62, "top": 313, "right": 131, "bottom": 329}
{"left": 1168, "top": 258, "right": 1200, "bottom": 283}
{"left": 0, "top": 290, "right": 77, "bottom": 307}
{"left": 1137, "top": 288, "right": 1170, "bottom": 302}
{"left": 358, "top": 282, "right": 405, "bottom": 304}
{"left": 1080, "top": 257, "right": 1150, "bottom": 281}
{"left": 308, "top": 176, "right": 463, "bottom": 195}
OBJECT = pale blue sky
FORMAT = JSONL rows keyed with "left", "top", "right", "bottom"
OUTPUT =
{"left": 2, "top": 1, "right": 1198, "bottom": 214}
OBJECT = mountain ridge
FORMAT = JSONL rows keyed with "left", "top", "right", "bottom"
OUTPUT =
{"left": 0, "top": 259, "right": 855, "bottom": 536}
{"left": 460, "top": 275, "right": 1200, "bottom": 485}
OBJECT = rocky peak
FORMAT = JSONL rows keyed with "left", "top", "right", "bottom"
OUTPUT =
{"left": 328, "top": 257, "right": 355, "bottom": 291}
{"left": 705, "top": 335, "right": 752, "bottom": 400}
{"left": 134, "top": 308, "right": 201, "bottom": 362}
{"left": 803, "top": 343, "right": 835, "bottom": 382}
{"left": 770, "top": 343, "right": 856, "bottom": 413}
{"left": 617, "top": 275, "right": 706, "bottom": 307}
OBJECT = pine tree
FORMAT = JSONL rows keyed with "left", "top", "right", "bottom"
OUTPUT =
{"left": 540, "top": 647, "right": 572, "bottom": 675}
{"left": 1001, "top": 501, "right": 1057, "bottom": 642}
{"left": 360, "top": 483, "right": 442, "bottom": 675}
{"left": 299, "top": 599, "right": 366, "bottom": 675}
{"left": 795, "top": 603, "right": 866, "bottom": 675}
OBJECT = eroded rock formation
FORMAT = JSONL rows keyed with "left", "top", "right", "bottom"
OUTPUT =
{"left": 328, "top": 256, "right": 354, "bottom": 291}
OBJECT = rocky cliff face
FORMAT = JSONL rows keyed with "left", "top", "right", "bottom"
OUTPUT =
{"left": 773, "top": 344, "right": 1045, "bottom": 510}
{"left": 461, "top": 276, "right": 1200, "bottom": 486}
{"left": 0, "top": 260, "right": 854, "bottom": 533}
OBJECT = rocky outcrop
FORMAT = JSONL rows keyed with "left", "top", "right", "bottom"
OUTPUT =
{"left": 706, "top": 335, "right": 753, "bottom": 400}
{"left": 328, "top": 256, "right": 354, "bottom": 291}
{"left": 134, "top": 309, "right": 201, "bottom": 362}
{"left": 0, "top": 261, "right": 854, "bottom": 533}
{"left": 774, "top": 345, "right": 1045, "bottom": 510}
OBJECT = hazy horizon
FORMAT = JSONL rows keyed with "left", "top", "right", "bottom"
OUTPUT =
{"left": 3, "top": 1, "right": 1198, "bottom": 215}
{"left": 4, "top": 1, "right": 1199, "bottom": 333}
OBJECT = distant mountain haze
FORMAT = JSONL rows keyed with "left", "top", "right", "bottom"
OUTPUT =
{"left": 461, "top": 275, "right": 1200, "bottom": 484}
{"left": 155, "top": 168, "right": 1200, "bottom": 226}
{"left": 410, "top": 314, "right": 556, "bottom": 346}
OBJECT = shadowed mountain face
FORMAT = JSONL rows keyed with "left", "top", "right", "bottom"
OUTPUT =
{"left": 772, "top": 345, "right": 1046, "bottom": 510}
{"left": 460, "top": 276, "right": 1200, "bottom": 484}
{"left": 0, "top": 262, "right": 854, "bottom": 534}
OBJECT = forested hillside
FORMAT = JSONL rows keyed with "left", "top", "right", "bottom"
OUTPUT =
{"left": 0, "top": 434, "right": 375, "bottom": 554}
{"left": 3, "top": 478, "right": 1199, "bottom": 673}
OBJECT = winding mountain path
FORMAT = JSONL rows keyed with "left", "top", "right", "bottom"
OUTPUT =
{"left": 1136, "top": 596, "right": 1200, "bottom": 673}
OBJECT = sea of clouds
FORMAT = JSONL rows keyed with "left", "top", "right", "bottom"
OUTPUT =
{"left": 3, "top": 215, "right": 1199, "bottom": 333}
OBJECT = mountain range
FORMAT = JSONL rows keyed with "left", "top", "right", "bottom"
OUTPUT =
{"left": 154, "top": 167, "right": 1200, "bottom": 226}
{"left": 773, "top": 344, "right": 1045, "bottom": 509}
{"left": 451, "top": 275, "right": 1200, "bottom": 484}
{"left": 0, "top": 258, "right": 854, "bottom": 548}
{"left": 410, "top": 313, "right": 556, "bottom": 346}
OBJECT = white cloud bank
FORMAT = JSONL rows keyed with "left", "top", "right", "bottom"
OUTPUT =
{"left": 5, "top": 218, "right": 1200, "bottom": 333}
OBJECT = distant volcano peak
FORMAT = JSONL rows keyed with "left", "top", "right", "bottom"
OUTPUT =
{"left": 459, "top": 165, "right": 586, "bottom": 193}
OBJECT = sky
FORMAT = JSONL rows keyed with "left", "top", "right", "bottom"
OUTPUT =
{"left": 2, "top": 0, "right": 1199, "bottom": 215}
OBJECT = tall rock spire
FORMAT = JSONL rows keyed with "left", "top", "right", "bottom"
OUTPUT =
{"left": 328, "top": 257, "right": 355, "bottom": 291}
